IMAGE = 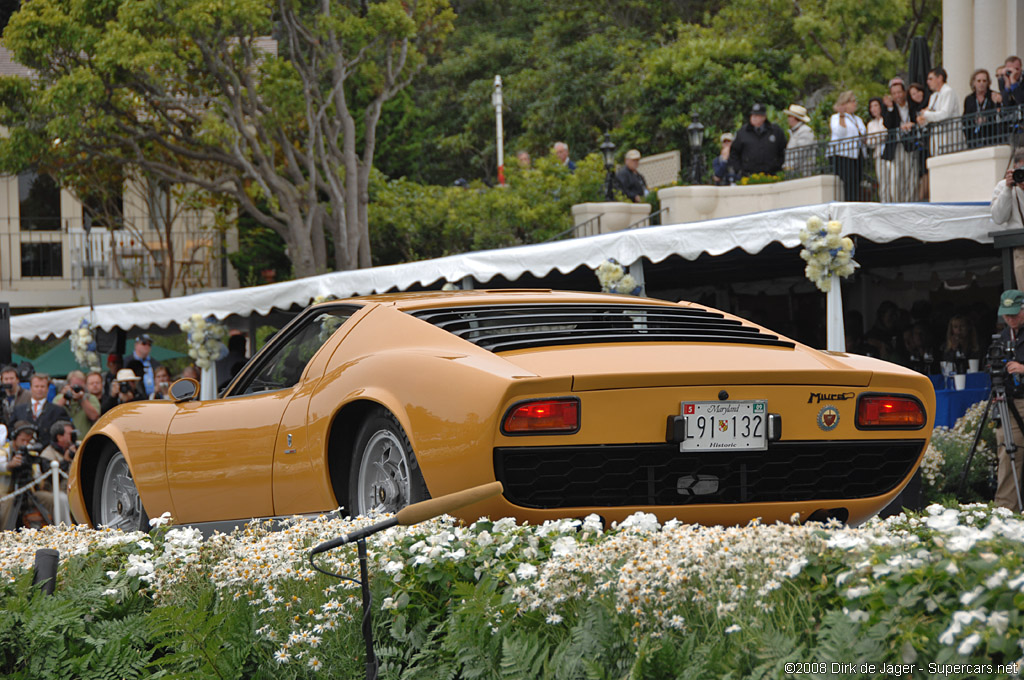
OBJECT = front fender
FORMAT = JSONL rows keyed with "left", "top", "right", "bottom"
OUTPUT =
{"left": 71, "top": 401, "right": 177, "bottom": 526}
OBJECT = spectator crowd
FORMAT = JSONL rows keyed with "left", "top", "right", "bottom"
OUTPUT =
{"left": 0, "top": 333, "right": 235, "bottom": 529}
{"left": 697, "top": 55, "right": 1024, "bottom": 204}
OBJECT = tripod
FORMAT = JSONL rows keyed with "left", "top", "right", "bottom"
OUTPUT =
{"left": 4, "top": 483, "right": 54, "bottom": 530}
{"left": 958, "top": 377, "right": 1024, "bottom": 510}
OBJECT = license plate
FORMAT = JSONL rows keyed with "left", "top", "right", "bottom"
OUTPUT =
{"left": 680, "top": 400, "right": 767, "bottom": 451}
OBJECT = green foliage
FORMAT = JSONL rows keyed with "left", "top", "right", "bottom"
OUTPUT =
{"left": 369, "top": 154, "right": 605, "bottom": 265}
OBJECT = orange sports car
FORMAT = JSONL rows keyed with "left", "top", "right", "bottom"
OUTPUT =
{"left": 68, "top": 290, "right": 934, "bottom": 532}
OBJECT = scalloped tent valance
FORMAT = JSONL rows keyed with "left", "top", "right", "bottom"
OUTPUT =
{"left": 10, "top": 202, "right": 999, "bottom": 341}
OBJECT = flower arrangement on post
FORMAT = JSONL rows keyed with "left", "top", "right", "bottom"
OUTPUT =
{"left": 69, "top": 317, "right": 102, "bottom": 373}
{"left": 594, "top": 259, "right": 642, "bottom": 295}
{"left": 798, "top": 217, "right": 857, "bottom": 293}
{"left": 180, "top": 314, "right": 228, "bottom": 370}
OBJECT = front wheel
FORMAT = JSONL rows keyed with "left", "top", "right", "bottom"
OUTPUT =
{"left": 92, "top": 448, "right": 149, "bottom": 531}
{"left": 348, "top": 408, "right": 429, "bottom": 517}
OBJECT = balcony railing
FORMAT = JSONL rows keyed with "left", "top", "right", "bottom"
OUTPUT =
{"left": 0, "top": 223, "right": 226, "bottom": 292}
{"left": 773, "top": 102, "right": 1024, "bottom": 202}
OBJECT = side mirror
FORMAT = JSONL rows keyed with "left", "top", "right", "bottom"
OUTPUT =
{"left": 169, "top": 378, "right": 199, "bottom": 403}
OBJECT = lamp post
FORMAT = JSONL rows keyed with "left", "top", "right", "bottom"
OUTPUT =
{"left": 600, "top": 133, "right": 616, "bottom": 200}
{"left": 83, "top": 213, "right": 95, "bottom": 312}
{"left": 687, "top": 117, "right": 705, "bottom": 184}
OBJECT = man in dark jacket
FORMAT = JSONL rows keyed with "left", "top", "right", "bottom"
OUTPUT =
{"left": 729, "top": 103, "right": 788, "bottom": 177}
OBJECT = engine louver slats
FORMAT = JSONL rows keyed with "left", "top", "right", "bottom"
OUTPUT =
{"left": 408, "top": 304, "right": 795, "bottom": 352}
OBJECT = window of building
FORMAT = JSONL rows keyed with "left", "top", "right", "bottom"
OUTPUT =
{"left": 18, "top": 172, "right": 61, "bottom": 231}
{"left": 20, "top": 242, "right": 62, "bottom": 277}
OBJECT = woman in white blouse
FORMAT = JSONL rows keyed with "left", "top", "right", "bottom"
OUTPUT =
{"left": 828, "top": 90, "right": 867, "bottom": 202}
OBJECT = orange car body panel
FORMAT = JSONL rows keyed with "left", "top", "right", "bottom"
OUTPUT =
{"left": 68, "top": 290, "right": 935, "bottom": 529}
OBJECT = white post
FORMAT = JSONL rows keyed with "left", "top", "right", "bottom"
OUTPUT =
{"left": 50, "top": 461, "right": 60, "bottom": 525}
{"left": 826, "top": 274, "right": 846, "bottom": 352}
{"left": 200, "top": 363, "right": 218, "bottom": 401}
{"left": 493, "top": 75, "right": 505, "bottom": 186}
{"left": 628, "top": 258, "right": 647, "bottom": 297}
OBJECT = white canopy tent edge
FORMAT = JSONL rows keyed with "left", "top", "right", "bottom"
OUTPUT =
{"left": 10, "top": 202, "right": 999, "bottom": 341}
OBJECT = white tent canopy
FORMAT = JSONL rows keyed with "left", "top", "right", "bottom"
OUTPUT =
{"left": 11, "top": 202, "right": 1000, "bottom": 341}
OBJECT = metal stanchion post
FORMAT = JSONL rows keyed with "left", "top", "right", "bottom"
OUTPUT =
{"left": 50, "top": 461, "right": 60, "bottom": 525}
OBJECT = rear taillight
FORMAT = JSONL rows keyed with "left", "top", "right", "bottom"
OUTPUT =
{"left": 502, "top": 398, "right": 580, "bottom": 434}
{"left": 856, "top": 395, "right": 925, "bottom": 429}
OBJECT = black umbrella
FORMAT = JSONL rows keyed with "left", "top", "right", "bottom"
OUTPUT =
{"left": 908, "top": 36, "right": 931, "bottom": 87}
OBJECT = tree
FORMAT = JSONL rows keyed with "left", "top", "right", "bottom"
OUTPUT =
{"left": 0, "top": 0, "right": 454, "bottom": 278}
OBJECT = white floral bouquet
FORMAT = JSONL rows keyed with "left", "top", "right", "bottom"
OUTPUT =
{"left": 798, "top": 216, "right": 857, "bottom": 293}
{"left": 180, "top": 314, "right": 228, "bottom": 370}
{"left": 69, "top": 317, "right": 102, "bottom": 373}
{"left": 594, "top": 259, "right": 642, "bottom": 296}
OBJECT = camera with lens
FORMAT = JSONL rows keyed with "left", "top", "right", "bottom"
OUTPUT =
{"left": 0, "top": 382, "right": 13, "bottom": 393}
{"left": 10, "top": 445, "right": 45, "bottom": 487}
{"left": 987, "top": 333, "right": 1024, "bottom": 395}
{"left": 119, "top": 381, "right": 133, "bottom": 395}
{"left": 1013, "top": 167, "right": 1024, "bottom": 184}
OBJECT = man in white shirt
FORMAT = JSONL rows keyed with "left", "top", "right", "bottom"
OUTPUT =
{"left": 992, "top": 148, "right": 1024, "bottom": 290}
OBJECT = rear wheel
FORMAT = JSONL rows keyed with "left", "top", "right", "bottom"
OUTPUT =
{"left": 92, "top": 448, "right": 149, "bottom": 531}
{"left": 348, "top": 408, "right": 428, "bottom": 517}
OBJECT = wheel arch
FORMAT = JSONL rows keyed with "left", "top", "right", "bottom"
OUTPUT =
{"left": 76, "top": 433, "right": 122, "bottom": 527}
{"left": 326, "top": 399, "right": 392, "bottom": 514}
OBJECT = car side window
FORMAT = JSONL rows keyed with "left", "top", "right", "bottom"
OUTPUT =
{"left": 237, "top": 309, "right": 354, "bottom": 395}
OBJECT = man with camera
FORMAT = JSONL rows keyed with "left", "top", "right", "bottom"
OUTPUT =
{"left": 995, "top": 289, "right": 1024, "bottom": 512}
{"left": 39, "top": 421, "right": 75, "bottom": 524}
{"left": 992, "top": 149, "right": 1024, "bottom": 290}
{"left": 102, "top": 368, "right": 143, "bottom": 413}
{"left": 52, "top": 370, "right": 101, "bottom": 437}
{"left": 0, "top": 364, "right": 30, "bottom": 428}
{"left": 0, "top": 421, "right": 60, "bottom": 529}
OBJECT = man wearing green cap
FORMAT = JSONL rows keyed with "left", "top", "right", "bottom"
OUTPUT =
{"left": 995, "top": 288, "right": 1024, "bottom": 511}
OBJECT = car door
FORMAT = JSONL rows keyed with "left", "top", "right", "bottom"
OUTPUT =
{"left": 165, "top": 306, "right": 359, "bottom": 523}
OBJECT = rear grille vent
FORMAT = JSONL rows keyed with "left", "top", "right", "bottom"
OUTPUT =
{"left": 408, "top": 304, "right": 795, "bottom": 352}
{"left": 494, "top": 440, "right": 924, "bottom": 508}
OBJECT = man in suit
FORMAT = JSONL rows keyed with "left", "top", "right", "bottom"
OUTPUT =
{"left": 12, "top": 373, "right": 69, "bottom": 448}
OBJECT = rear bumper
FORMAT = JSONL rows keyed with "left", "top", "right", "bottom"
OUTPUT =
{"left": 492, "top": 439, "right": 925, "bottom": 525}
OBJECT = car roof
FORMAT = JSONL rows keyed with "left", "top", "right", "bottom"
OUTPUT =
{"left": 337, "top": 289, "right": 687, "bottom": 311}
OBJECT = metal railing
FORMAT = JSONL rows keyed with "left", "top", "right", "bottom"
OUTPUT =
{"left": 770, "top": 102, "right": 1024, "bottom": 203}
{"left": 626, "top": 206, "right": 669, "bottom": 231}
{"left": 0, "top": 226, "right": 226, "bottom": 292}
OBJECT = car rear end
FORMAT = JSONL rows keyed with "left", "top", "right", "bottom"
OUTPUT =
{"left": 408, "top": 297, "right": 933, "bottom": 526}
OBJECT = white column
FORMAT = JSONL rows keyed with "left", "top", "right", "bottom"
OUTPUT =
{"left": 944, "top": 0, "right": 973, "bottom": 101}
{"left": 975, "top": 1, "right": 1006, "bottom": 80}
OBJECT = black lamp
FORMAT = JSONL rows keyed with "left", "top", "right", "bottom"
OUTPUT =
{"left": 600, "top": 133, "right": 616, "bottom": 200}
{"left": 688, "top": 117, "right": 705, "bottom": 184}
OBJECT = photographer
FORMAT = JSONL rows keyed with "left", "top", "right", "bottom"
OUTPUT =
{"left": 52, "top": 370, "right": 101, "bottom": 437}
{"left": 992, "top": 148, "right": 1024, "bottom": 289}
{"left": 0, "top": 364, "right": 30, "bottom": 428}
{"left": 102, "top": 368, "right": 143, "bottom": 413}
{"left": 149, "top": 366, "right": 172, "bottom": 400}
{"left": 995, "top": 289, "right": 1024, "bottom": 512}
{"left": 41, "top": 420, "right": 75, "bottom": 486}
{"left": 0, "top": 421, "right": 59, "bottom": 529}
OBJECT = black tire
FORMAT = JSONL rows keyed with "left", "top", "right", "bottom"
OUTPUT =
{"left": 348, "top": 407, "right": 429, "bottom": 517}
{"left": 91, "top": 447, "right": 150, "bottom": 531}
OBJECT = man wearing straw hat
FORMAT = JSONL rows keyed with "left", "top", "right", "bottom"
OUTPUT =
{"left": 783, "top": 104, "right": 815, "bottom": 175}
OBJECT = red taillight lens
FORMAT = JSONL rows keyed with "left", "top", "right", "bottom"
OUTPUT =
{"left": 502, "top": 398, "right": 579, "bottom": 434}
{"left": 857, "top": 395, "right": 925, "bottom": 428}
